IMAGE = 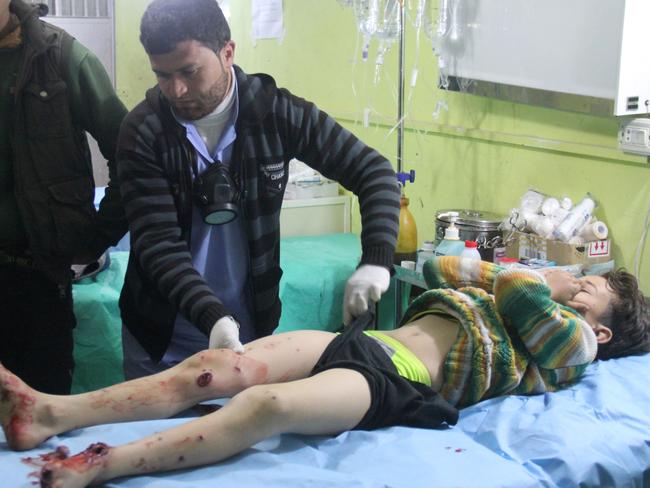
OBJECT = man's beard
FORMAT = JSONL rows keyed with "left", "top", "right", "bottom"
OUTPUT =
{"left": 174, "top": 70, "right": 230, "bottom": 120}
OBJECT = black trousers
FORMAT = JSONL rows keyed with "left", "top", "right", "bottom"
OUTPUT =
{"left": 0, "top": 265, "right": 75, "bottom": 394}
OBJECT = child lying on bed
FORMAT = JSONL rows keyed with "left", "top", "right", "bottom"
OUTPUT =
{"left": 1, "top": 257, "right": 648, "bottom": 488}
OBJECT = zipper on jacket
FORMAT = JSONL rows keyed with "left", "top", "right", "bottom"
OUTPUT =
{"left": 179, "top": 136, "right": 195, "bottom": 248}
{"left": 232, "top": 137, "right": 259, "bottom": 326}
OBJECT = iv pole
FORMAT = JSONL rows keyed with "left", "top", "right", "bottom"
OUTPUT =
{"left": 395, "top": 1, "right": 414, "bottom": 185}
{"left": 396, "top": 0, "right": 405, "bottom": 173}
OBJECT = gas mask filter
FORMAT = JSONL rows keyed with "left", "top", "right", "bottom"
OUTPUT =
{"left": 193, "top": 163, "right": 239, "bottom": 225}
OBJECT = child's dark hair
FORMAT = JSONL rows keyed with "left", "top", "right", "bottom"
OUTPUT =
{"left": 140, "top": 0, "right": 231, "bottom": 55}
{"left": 596, "top": 268, "right": 650, "bottom": 360}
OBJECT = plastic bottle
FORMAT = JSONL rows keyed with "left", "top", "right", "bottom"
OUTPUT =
{"left": 394, "top": 195, "right": 417, "bottom": 264}
{"left": 394, "top": 171, "right": 418, "bottom": 264}
{"left": 460, "top": 240, "right": 481, "bottom": 260}
{"left": 553, "top": 194, "right": 596, "bottom": 242}
{"left": 434, "top": 212, "right": 465, "bottom": 257}
{"left": 415, "top": 241, "right": 436, "bottom": 274}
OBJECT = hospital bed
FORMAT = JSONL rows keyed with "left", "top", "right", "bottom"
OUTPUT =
{"left": 2, "top": 353, "right": 649, "bottom": 486}
{"left": 2, "top": 233, "right": 649, "bottom": 486}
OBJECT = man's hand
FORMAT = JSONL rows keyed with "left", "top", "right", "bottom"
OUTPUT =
{"left": 70, "top": 252, "right": 110, "bottom": 282}
{"left": 343, "top": 264, "right": 390, "bottom": 325}
{"left": 208, "top": 316, "right": 244, "bottom": 352}
{"left": 540, "top": 268, "right": 581, "bottom": 305}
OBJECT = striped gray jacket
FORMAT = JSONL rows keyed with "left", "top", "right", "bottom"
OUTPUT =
{"left": 117, "top": 65, "right": 400, "bottom": 361}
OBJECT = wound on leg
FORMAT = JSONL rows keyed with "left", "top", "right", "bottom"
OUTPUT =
{"left": 196, "top": 372, "right": 213, "bottom": 388}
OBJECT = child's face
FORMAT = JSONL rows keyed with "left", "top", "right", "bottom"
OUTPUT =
{"left": 571, "top": 275, "right": 615, "bottom": 332}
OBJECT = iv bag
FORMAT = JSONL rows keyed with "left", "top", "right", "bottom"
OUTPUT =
{"left": 354, "top": 0, "right": 380, "bottom": 60}
{"left": 373, "top": 0, "right": 402, "bottom": 83}
{"left": 375, "top": 0, "right": 401, "bottom": 42}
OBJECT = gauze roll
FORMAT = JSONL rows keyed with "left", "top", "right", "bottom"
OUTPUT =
{"left": 580, "top": 221, "right": 609, "bottom": 241}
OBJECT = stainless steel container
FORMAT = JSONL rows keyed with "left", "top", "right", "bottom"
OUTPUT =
{"left": 435, "top": 209, "right": 505, "bottom": 262}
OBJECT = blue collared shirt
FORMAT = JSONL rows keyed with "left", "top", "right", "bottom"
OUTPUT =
{"left": 163, "top": 79, "right": 255, "bottom": 365}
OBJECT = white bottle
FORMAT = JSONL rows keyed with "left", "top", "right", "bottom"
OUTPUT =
{"left": 416, "top": 241, "right": 436, "bottom": 274}
{"left": 553, "top": 195, "right": 596, "bottom": 242}
{"left": 434, "top": 213, "right": 466, "bottom": 257}
{"left": 460, "top": 240, "right": 481, "bottom": 260}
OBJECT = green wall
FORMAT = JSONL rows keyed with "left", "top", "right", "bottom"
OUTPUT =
{"left": 115, "top": 0, "right": 650, "bottom": 294}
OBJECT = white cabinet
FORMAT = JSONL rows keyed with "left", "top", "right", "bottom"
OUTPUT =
{"left": 437, "top": 0, "right": 650, "bottom": 116}
{"left": 280, "top": 196, "right": 351, "bottom": 237}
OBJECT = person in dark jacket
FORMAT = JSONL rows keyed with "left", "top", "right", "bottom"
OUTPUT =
{"left": 117, "top": 0, "right": 401, "bottom": 379}
{"left": 0, "top": 0, "right": 128, "bottom": 394}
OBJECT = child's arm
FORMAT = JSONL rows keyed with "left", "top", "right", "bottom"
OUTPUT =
{"left": 494, "top": 268, "right": 597, "bottom": 369}
{"left": 538, "top": 268, "right": 582, "bottom": 305}
{"left": 423, "top": 256, "right": 501, "bottom": 292}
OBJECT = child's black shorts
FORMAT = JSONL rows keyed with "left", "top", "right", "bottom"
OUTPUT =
{"left": 310, "top": 311, "right": 459, "bottom": 431}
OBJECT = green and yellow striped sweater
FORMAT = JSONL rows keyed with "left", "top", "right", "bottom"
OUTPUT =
{"left": 402, "top": 257, "right": 597, "bottom": 408}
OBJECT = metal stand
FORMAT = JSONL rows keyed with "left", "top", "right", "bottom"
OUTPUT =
{"left": 396, "top": 1, "right": 406, "bottom": 173}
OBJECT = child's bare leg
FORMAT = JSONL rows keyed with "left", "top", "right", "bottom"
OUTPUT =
{"left": 0, "top": 330, "right": 335, "bottom": 451}
{"left": 38, "top": 368, "right": 371, "bottom": 488}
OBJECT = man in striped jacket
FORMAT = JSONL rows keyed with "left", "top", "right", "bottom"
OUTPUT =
{"left": 116, "top": 0, "right": 400, "bottom": 378}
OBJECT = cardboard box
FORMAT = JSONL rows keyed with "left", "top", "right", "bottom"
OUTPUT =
{"left": 504, "top": 231, "right": 611, "bottom": 266}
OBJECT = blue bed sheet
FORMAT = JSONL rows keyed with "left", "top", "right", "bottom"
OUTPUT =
{"left": 2, "top": 353, "right": 649, "bottom": 487}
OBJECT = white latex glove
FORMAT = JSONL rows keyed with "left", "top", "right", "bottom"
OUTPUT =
{"left": 208, "top": 316, "right": 245, "bottom": 353}
{"left": 343, "top": 264, "right": 391, "bottom": 325}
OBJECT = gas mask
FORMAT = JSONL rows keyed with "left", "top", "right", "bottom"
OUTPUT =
{"left": 193, "top": 163, "right": 239, "bottom": 225}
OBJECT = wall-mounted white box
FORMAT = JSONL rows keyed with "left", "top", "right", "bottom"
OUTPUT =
{"left": 619, "top": 118, "right": 650, "bottom": 156}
